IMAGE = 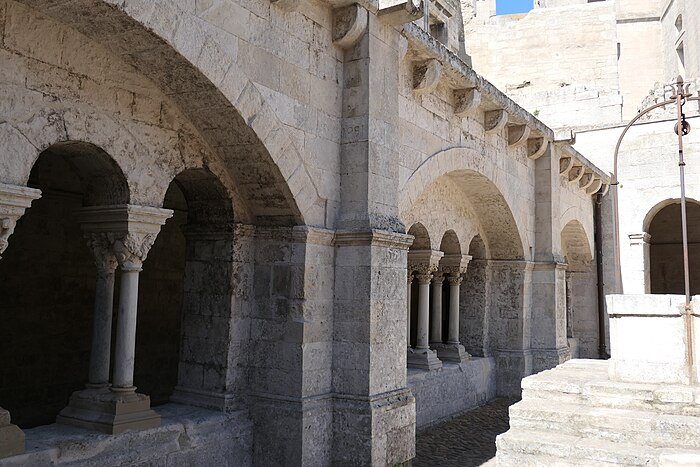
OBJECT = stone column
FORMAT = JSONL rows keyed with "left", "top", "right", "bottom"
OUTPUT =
{"left": 0, "top": 183, "right": 41, "bottom": 459}
{"left": 84, "top": 233, "right": 118, "bottom": 388}
{"left": 57, "top": 205, "right": 172, "bottom": 435}
{"left": 407, "top": 270, "right": 413, "bottom": 350}
{"left": 429, "top": 272, "right": 444, "bottom": 345}
{"left": 407, "top": 250, "right": 443, "bottom": 370}
{"left": 436, "top": 254, "right": 471, "bottom": 362}
{"left": 625, "top": 232, "right": 651, "bottom": 294}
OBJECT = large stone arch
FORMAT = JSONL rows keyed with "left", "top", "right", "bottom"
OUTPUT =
{"left": 560, "top": 219, "right": 593, "bottom": 272}
{"left": 14, "top": 0, "right": 324, "bottom": 226}
{"left": 401, "top": 148, "right": 527, "bottom": 260}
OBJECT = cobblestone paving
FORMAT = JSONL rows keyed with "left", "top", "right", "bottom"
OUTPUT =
{"left": 414, "top": 398, "right": 517, "bottom": 467}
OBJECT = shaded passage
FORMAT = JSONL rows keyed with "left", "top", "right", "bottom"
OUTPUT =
{"left": 414, "top": 398, "right": 516, "bottom": 467}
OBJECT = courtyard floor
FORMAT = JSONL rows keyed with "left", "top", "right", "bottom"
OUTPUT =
{"left": 413, "top": 398, "right": 517, "bottom": 467}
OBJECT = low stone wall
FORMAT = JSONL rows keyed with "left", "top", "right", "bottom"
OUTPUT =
{"left": 409, "top": 357, "right": 496, "bottom": 429}
{"left": 0, "top": 404, "right": 253, "bottom": 466}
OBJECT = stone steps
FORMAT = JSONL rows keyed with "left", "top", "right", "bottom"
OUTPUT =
{"left": 509, "top": 399, "right": 700, "bottom": 448}
{"left": 492, "top": 360, "right": 700, "bottom": 466}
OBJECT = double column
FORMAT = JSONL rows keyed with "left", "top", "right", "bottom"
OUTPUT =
{"left": 0, "top": 183, "right": 42, "bottom": 459}
{"left": 434, "top": 254, "right": 472, "bottom": 363}
{"left": 407, "top": 250, "right": 443, "bottom": 370}
{"left": 57, "top": 205, "right": 172, "bottom": 434}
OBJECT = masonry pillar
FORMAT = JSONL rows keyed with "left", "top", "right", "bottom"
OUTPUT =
{"left": 487, "top": 260, "right": 534, "bottom": 397}
{"left": 0, "top": 183, "right": 41, "bottom": 459}
{"left": 407, "top": 250, "right": 444, "bottom": 370}
{"left": 57, "top": 205, "right": 172, "bottom": 434}
{"left": 331, "top": 5, "right": 420, "bottom": 464}
{"left": 625, "top": 232, "right": 651, "bottom": 294}
{"left": 531, "top": 144, "right": 570, "bottom": 373}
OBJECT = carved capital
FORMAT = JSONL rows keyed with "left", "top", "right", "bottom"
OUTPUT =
{"left": 507, "top": 124, "right": 531, "bottom": 148}
{"left": 113, "top": 232, "right": 156, "bottom": 271}
{"left": 446, "top": 275, "right": 463, "bottom": 286}
{"left": 413, "top": 59, "right": 443, "bottom": 96}
{"left": 415, "top": 273, "right": 432, "bottom": 285}
{"left": 333, "top": 5, "right": 368, "bottom": 49}
{"left": 84, "top": 232, "right": 118, "bottom": 273}
{"left": 440, "top": 253, "right": 471, "bottom": 276}
{"left": 527, "top": 137, "right": 549, "bottom": 160}
{"left": 454, "top": 88, "right": 481, "bottom": 117}
{"left": 0, "top": 183, "right": 42, "bottom": 258}
{"left": 431, "top": 271, "right": 445, "bottom": 285}
{"left": 484, "top": 110, "right": 508, "bottom": 134}
{"left": 408, "top": 249, "right": 444, "bottom": 275}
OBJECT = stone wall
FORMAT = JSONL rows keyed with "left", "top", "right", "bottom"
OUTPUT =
{"left": 408, "top": 358, "right": 496, "bottom": 429}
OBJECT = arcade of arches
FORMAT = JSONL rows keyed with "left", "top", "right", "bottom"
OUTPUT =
{"left": 0, "top": 0, "right": 610, "bottom": 465}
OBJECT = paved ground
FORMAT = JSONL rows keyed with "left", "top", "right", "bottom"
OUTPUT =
{"left": 414, "top": 398, "right": 517, "bottom": 467}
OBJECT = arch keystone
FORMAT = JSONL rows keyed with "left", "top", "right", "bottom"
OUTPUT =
{"left": 413, "top": 59, "right": 443, "bottom": 95}
{"left": 454, "top": 88, "right": 481, "bottom": 117}
{"left": 333, "top": 5, "right": 368, "bottom": 49}
{"left": 507, "top": 124, "right": 531, "bottom": 148}
{"left": 527, "top": 137, "right": 549, "bottom": 160}
{"left": 484, "top": 109, "right": 508, "bottom": 134}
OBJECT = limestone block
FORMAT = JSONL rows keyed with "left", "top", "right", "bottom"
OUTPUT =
{"left": 332, "top": 5, "right": 368, "bottom": 50}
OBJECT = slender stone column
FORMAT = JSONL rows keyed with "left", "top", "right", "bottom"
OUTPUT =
{"left": 415, "top": 273, "right": 432, "bottom": 352}
{"left": 407, "top": 271, "right": 413, "bottom": 350}
{"left": 111, "top": 236, "right": 149, "bottom": 392}
{"left": 429, "top": 273, "right": 444, "bottom": 345}
{"left": 0, "top": 182, "right": 41, "bottom": 459}
{"left": 447, "top": 275, "right": 462, "bottom": 344}
{"left": 84, "top": 233, "right": 118, "bottom": 388}
{"left": 626, "top": 232, "right": 651, "bottom": 294}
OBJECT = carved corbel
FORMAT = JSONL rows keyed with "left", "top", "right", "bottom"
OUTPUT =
{"left": 527, "top": 137, "right": 549, "bottom": 160}
{"left": 413, "top": 59, "right": 443, "bottom": 96}
{"left": 378, "top": 0, "right": 423, "bottom": 26}
{"left": 270, "top": 0, "right": 301, "bottom": 12}
{"left": 579, "top": 170, "right": 596, "bottom": 190}
{"left": 484, "top": 110, "right": 508, "bottom": 134}
{"left": 559, "top": 156, "right": 574, "bottom": 176}
{"left": 333, "top": 5, "right": 368, "bottom": 49}
{"left": 567, "top": 165, "right": 585, "bottom": 183}
{"left": 586, "top": 177, "right": 603, "bottom": 195}
{"left": 599, "top": 183, "right": 610, "bottom": 196}
{"left": 507, "top": 124, "right": 531, "bottom": 148}
{"left": 454, "top": 88, "right": 481, "bottom": 117}
{"left": 0, "top": 183, "right": 42, "bottom": 259}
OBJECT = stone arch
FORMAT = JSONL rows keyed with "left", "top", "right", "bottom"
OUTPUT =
{"left": 645, "top": 198, "right": 700, "bottom": 295}
{"left": 15, "top": 0, "right": 323, "bottom": 226}
{"left": 401, "top": 148, "right": 527, "bottom": 260}
{"left": 561, "top": 220, "right": 598, "bottom": 358}
{"left": 561, "top": 220, "right": 593, "bottom": 272}
{"left": 408, "top": 222, "right": 432, "bottom": 250}
{"left": 439, "top": 230, "right": 462, "bottom": 255}
{"left": 0, "top": 141, "right": 129, "bottom": 427}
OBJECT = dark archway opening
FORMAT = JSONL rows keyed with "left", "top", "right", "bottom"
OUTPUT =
{"left": 0, "top": 142, "right": 128, "bottom": 428}
{"left": 649, "top": 201, "right": 700, "bottom": 295}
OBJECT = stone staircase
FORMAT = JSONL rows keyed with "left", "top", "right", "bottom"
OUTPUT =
{"left": 488, "top": 359, "right": 700, "bottom": 466}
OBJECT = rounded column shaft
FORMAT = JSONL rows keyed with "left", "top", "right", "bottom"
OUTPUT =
{"left": 430, "top": 274, "right": 444, "bottom": 344}
{"left": 407, "top": 273, "right": 413, "bottom": 349}
{"left": 447, "top": 276, "right": 462, "bottom": 344}
{"left": 88, "top": 270, "right": 116, "bottom": 387}
{"left": 415, "top": 274, "right": 431, "bottom": 350}
{"left": 112, "top": 268, "right": 140, "bottom": 391}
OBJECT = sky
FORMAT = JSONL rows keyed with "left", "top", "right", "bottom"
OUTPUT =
{"left": 496, "top": 0, "right": 533, "bottom": 15}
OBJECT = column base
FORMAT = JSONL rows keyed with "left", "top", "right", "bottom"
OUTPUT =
{"left": 434, "top": 343, "right": 471, "bottom": 363}
{"left": 171, "top": 387, "right": 241, "bottom": 412}
{"left": 532, "top": 346, "right": 571, "bottom": 374}
{"left": 407, "top": 348, "right": 443, "bottom": 370}
{"left": 0, "top": 408, "right": 24, "bottom": 459}
{"left": 56, "top": 387, "right": 160, "bottom": 434}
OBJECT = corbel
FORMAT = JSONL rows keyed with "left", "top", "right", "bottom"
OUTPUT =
{"left": 559, "top": 156, "right": 574, "bottom": 176}
{"left": 586, "top": 177, "right": 603, "bottom": 195}
{"left": 413, "top": 59, "right": 443, "bottom": 95}
{"left": 484, "top": 109, "right": 508, "bottom": 134}
{"left": 507, "top": 124, "right": 531, "bottom": 148}
{"left": 332, "top": 5, "right": 368, "bottom": 49}
{"left": 454, "top": 88, "right": 481, "bottom": 117}
{"left": 579, "top": 170, "right": 596, "bottom": 190}
{"left": 527, "top": 137, "right": 548, "bottom": 160}
{"left": 567, "top": 165, "right": 585, "bottom": 183}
